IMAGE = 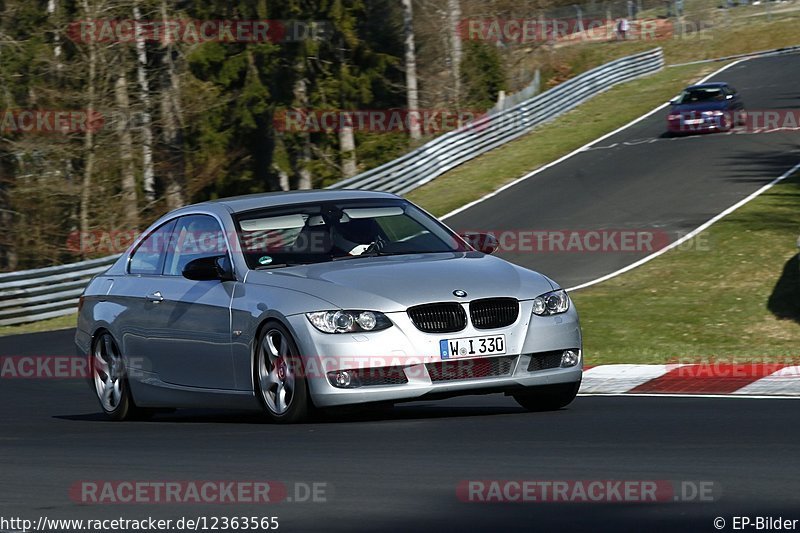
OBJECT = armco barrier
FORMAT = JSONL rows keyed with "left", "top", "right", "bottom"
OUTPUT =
{"left": 0, "top": 255, "right": 119, "bottom": 326}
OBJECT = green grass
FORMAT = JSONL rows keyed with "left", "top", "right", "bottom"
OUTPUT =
{"left": 540, "top": 4, "right": 800, "bottom": 73}
{"left": 572, "top": 173, "right": 800, "bottom": 365}
{"left": 0, "top": 313, "right": 76, "bottom": 337}
{"left": 408, "top": 62, "right": 717, "bottom": 216}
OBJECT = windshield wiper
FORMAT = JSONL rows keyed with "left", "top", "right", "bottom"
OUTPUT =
{"left": 331, "top": 252, "right": 384, "bottom": 261}
{"left": 254, "top": 262, "right": 312, "bottom": 270}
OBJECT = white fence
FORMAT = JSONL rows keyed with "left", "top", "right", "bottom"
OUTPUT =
{"left": 0, "top": 49, "right": 665, "bottom": 326}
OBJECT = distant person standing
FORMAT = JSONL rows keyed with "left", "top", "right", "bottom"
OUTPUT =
{"left": 616, "top": 17, "right": 630, "bottom": 40}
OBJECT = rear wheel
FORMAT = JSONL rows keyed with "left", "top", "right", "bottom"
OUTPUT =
{"left": 91, "top": 332, "right": 149, "bottom": 421}
{"left": 254, "top": 322, "right": 310, "bottom": 423}
{"left": 513, "top": 381, "right": 581, "bottom": 412}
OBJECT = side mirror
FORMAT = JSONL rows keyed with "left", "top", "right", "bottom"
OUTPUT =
{"left": 460, "top": 232, "right": 500, "bottom": 255}
{"left": 182, "top": 255, "right": 235, "bottom": 281}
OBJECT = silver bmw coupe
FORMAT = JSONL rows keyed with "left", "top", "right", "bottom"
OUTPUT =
{"left": 76, "top": 190, "right": 582, "bottom": 422}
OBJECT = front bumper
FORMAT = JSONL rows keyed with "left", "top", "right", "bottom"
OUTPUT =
{"left": 667, "top": 115, "right": 729, "bottom": 133}
{"left": 287, "top": 300, "right": 582, "bottom": 407}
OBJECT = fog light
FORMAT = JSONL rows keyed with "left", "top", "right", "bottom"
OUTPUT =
{"left": 561, "top": 350, "right": 580, "bottom": 368}
{"left": 332, "top": 370, "right": 352, "bottom": 388}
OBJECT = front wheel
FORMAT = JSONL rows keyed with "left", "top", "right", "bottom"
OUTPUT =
{"left": 513, "top": 381, "right": 581, "bottom": 412}
{"left": 254, "top": 322, "right": 311, "bottom": 423}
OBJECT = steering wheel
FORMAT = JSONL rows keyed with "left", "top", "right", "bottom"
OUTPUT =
{"left": 363, "top": 235, "right": 387, "bottom": 255}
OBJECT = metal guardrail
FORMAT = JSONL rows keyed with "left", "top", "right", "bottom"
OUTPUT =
{"left": 0, "top": 255, "right": 120, "bottom": 326}
{"left": 0, "top": 49, "right": 665, "bottom": 326}
{"left": 330, "top": 48, "right": 665, "bottom": 195}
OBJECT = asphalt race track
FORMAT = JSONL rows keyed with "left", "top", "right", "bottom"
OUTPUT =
{"left": 2, "top": 54, "right": 800, "bottom": 533}
{"left": 2, "top": 330, "right": 800, "bottom": 532}
{"left": 448, "top": 54, "right": 800, "bottom": 289}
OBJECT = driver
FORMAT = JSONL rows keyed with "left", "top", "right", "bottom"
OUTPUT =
{"left": 332, "top": 217, "right": 383, "bottom": 256}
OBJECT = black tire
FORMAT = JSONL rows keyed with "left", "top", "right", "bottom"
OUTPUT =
{"left": 90, "top": 332, "right": 151, "bottom": 421}
{"left": 513, "top": 381, "right": 581, "bottom": 412}
{"left": 254, "top": 322, "right": 311, "bottom": 423}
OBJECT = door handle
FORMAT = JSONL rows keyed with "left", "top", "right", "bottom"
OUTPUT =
{"left": 146, "top": 291, "right": 164, "bottom": 303}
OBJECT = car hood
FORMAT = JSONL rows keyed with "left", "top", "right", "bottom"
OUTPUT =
{"left": 670, "top": 100, "right": 730, "bottom": 114}
{"left": 244, "top": 252, "right": 557, "bottom": 312}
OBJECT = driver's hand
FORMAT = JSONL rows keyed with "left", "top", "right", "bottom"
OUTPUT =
{"left": 348, "top": 244, "right": 371, "bottom": 255}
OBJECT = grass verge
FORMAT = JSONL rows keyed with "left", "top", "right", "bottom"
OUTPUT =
{"left": 572, "top": 173, "right": 800, "bottom": 364}
{"left": 0, "top": 313, "right": 76, "bottom": 338}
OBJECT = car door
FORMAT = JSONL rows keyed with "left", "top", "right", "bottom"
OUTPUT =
{"left": 145, "top": 214, "right": 238, "bottom": 389}
{"left": 115, "top": 219, "right": 177, "bottom": 378}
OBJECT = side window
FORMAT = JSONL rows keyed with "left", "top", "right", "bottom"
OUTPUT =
{"left": 129, "top": 220, "right": 177, "bottom": 276}
{"left": 163, "top": 214, "right": 229, "bottom": 276}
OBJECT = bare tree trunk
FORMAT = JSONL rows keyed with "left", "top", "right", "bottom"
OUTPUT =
{"left": 401, "top": 0, "right": 421, "bottom": 141}
{"left": 448, "top": 0, "right": 462, "bottom": 105}
{"left": 46, "top": 0, "right": 63, "bottom": 72}
{"left": 133, "top": 3, "right": 155, "bottom": 203}
{"left": 338, "top": 115, "right": 357, "bottom": 179}
{"left": 80, "top": 0, "right": 97, "bottom": 258}
{"left": 115, "top": 65, "right": 139, "bottom": 229}
{"left": 159, "top": 0, "right": 185, "bottom": 209}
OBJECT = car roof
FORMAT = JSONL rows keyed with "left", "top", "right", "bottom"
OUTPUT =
{"left": 684, "top": 82, "right": 730, "bottom": 90}
{"left": 200, "top": 189, "right": 401, "bottom": 214}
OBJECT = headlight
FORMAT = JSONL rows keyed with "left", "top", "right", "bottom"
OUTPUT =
{"left": 702, "top": 110, "right": 723, "bottom": 116}
{"left": 667, "top": 114, "right": 681, "bottom": 121}
{"left": 306, "top": 310, "right": 393, "bottom": 333}
{"left": 531, "top": 289, "right": 570, "bottom": 316}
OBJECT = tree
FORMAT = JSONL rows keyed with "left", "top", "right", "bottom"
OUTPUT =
{"left": 400, "top": 0, "right": 421, "bottom": 141}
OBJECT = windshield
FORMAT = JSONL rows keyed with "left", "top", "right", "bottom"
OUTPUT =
{"left": 676, "top": 87, "right": 725, "bottom": 104}
{"left": 234, "top": 199, "right": 468, "bottom": 269}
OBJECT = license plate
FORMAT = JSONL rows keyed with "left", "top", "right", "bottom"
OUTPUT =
{"left": 683, "top": 118, "right": 703, "bottom": 125}
{"left": 440, "top": 335, "right": 506, "bottom": 360}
